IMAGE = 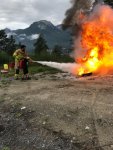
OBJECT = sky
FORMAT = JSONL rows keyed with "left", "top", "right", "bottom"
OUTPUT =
{"left": 0, "top": 0, "right": 71, "bottom": 30}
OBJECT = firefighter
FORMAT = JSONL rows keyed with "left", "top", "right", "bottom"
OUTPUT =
{"left": 13, "top": 45, "right": 32, "bottom": 80}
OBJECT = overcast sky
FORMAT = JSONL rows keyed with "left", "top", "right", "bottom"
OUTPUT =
{"left": 0, "top": 0, "right": 71, "bottom": 30}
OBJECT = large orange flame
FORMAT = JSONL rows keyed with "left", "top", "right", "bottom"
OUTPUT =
{"left": 76, "top": 5, "right": 113, "bottom": 76}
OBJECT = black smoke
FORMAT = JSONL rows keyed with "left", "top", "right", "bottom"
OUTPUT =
{"left": 62, "top": 0, "right": 103, "bottom": 35}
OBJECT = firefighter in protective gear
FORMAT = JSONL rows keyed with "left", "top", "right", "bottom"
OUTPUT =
{"left": 13, "top": 45, "right": 32, "bottom": 80}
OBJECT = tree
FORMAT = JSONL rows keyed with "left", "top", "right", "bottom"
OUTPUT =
{"left": 6, "top": 35, "right": 17, "bottom": 55}
{"left": 104, "top": 0, "right": 113, "bottom": 7}
{"left": 0, "top": 30, "right": 17, "bottom": 55}
{"left": 52, "top": 45, "right": 62, "bottom": 57}
{"left": 0, "top": 30, "right": 8, "bottom": 51}
{"left": 34, "top": 34, "right": 48, "bottom": 56}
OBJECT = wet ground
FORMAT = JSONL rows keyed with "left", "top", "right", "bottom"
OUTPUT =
{"left": 0, "top": 73, "right": 113, "bottom": 150}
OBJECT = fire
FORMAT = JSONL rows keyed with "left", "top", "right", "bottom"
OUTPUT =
{"left": 76, "top": 5, "right": 113, "bottom": 76}
{"left": 78, "top": 67, "right": 85, "bottom": 76}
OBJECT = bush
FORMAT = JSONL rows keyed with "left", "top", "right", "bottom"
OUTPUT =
{"left": 0, "top": 51, "right": 13, "bottom": 65}
{"left": 32, "top": 52, "right": 74, "bottom": 63}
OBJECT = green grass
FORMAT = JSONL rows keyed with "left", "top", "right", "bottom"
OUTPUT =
{"left": 0, "top": 63, "right": 61, "bottom": 80}
{"left": 2, "top": 147, "right": 10, "bottom": 150}
{"left": 29, "top": 63, "right": 61, "bottom": 74}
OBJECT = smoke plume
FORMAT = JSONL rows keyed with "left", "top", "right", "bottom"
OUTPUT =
{"left": 63, "top": 0, "right": 103, "bottom": 35}
{"left": 63, "top": 0, "right": 95, "bottom": 27}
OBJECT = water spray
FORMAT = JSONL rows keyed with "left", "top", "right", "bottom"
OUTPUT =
{"left": 34, "top": 61, "right": 80, "bottom": 75}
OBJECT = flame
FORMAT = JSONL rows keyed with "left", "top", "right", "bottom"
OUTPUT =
{"left": 78, "top": 67, "right": 85, "bottom": 76}
{"left": 76, "top": 5, "right": 113, "bottom": 76}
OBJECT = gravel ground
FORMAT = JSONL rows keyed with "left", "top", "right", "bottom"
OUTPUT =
{"left": 0, "top": 73, "right": 113, "bottom": 150}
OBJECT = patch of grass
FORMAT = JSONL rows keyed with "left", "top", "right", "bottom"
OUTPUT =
{"left": 0, "top": 96, "right": 5, "bottom": 103}
{"left": 29, "top": 64, "right": 61, "bottom": 74}
{"left": 2, "top": 147, "right": 10, "bottom": 150}
{"left": 0, "top": 63, "right": 61, "bottom": 80}
{"left": 0, "top": 65, "right": 15, "bottom": 79}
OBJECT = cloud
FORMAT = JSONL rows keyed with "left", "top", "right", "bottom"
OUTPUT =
{"left": 0, "top": 0, "right": 70, "bottom": 29}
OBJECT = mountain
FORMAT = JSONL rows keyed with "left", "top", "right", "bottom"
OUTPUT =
{"left": 5, "top": 20, "right": 72, "bottom": 52}
{"left": 56, "top": 24, "right": 63, "bottom": 30}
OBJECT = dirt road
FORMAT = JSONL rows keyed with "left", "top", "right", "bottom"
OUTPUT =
{"left": 0, "top": 73, "right": 113, "bottom": 150}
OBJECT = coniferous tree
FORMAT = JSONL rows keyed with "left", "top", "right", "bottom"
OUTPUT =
{"left": 6, "top": 35, "right": 17, "bottom": 55}
{"left": 0, "top": 30, "right": 17, "bottom": 55}
{"left": 34, "top": 34, "right": 48, "bottom": 56}
{"left": 0, "top": 30, "right": 8, "bottom": 51}
{"left": 52, "top": 45, "right": 62, "bottom": 57}
{"left": 18, "top": 42, "right": 22, "bottom": 48}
